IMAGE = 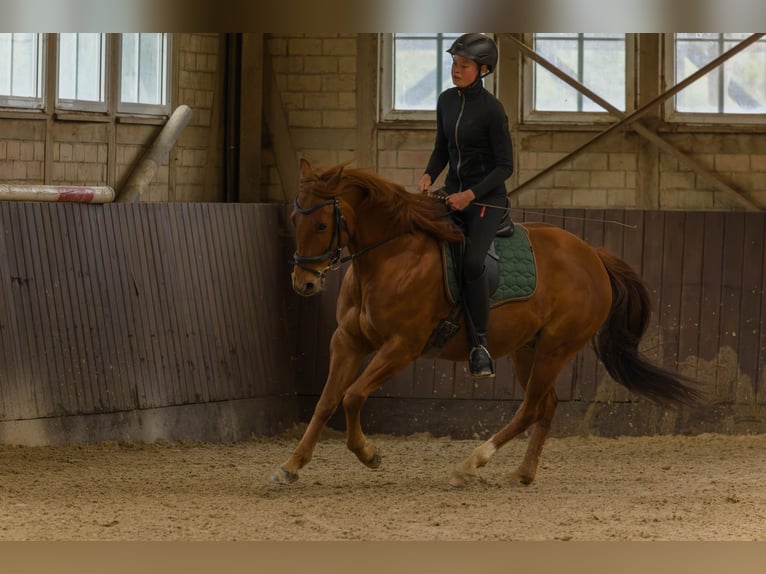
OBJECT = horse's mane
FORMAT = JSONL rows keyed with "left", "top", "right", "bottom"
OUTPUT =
{"left": 305, "top": 165, "right": 463, "bottom": 243}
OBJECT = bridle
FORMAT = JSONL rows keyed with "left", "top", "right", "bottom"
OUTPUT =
{"left": 292, "top": 194, "right": 406, "bottom": 279}
{"left": 292, "top": 196, "right": 348, "bottom": 278}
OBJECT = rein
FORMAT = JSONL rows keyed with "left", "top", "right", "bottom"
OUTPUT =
{"left": 425, "top": 187, "right": 636, "bottom": 229}
{"left": 292, "top": 195, "right": 405, "bottom": 278}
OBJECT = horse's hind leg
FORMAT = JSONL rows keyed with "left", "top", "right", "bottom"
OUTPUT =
{"left": 507, "top": 388, "right": 557, "bottom": 485}
{"left": 450, "top": 347, "right": 569, "bottom": 488}
{"left": 270, "top": 328, "right": 368, "bottom": 484}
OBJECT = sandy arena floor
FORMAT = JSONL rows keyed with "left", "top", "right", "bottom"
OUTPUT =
{"left": 1, "top": 427, "right": 765, "bottom": 541}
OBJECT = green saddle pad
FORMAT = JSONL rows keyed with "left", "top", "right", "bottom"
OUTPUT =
{"left": 444, "top": 224, "right": 537, "bottom": 306}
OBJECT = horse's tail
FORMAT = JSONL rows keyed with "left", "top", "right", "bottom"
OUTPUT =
{"left": 593, "top": 248, "right": 703, "bottom": 408}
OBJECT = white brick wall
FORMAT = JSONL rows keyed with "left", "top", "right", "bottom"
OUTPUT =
{"left": 2, "top": 33, "right": 766, "bottom": 209}
{"left": 270, "top": 33, "right": 357, "bottom": 131}
{"left": 0, "top": 33, "right": 222, "bottom": 202}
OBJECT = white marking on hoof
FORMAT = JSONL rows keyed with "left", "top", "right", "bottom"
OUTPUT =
{"left": 474, "top": 440, "right": 497, "bottom": 466}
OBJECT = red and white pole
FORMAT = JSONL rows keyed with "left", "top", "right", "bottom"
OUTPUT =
{"left": 0, "top": 185, "right": 115, "bottom": 203}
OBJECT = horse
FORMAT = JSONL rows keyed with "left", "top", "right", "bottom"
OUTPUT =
{"left": 271, "top": 158, "right": 702, "bottom": 487}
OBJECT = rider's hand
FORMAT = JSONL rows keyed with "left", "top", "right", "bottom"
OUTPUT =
{"left": 446, "top": 189, "right": 476, "bottom": 211}
{"left": 417, "top": 173, "right": 432, "bottom": 193}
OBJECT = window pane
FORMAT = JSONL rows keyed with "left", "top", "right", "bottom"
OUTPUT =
{"left": 534, "top": 37, "right": 580, "bottom": 111}
{"left": 533, "top": 33, "right": 626, "bottom": 113}
{"left": 582, "top": 39, "right": 625, "bottom": 111}
{"left": 121, "top": 33, "right": 168, "bottom": 106}
{"left": 0, "top": 33, "right": 42, "bottom": 100}
{"left": 58, "top": 33, "right": 105, "bottom": 103}
{"left": 393, "top": 33, "right": 461, "bottom": 111}
{"left": 724, "top": 40, "right": 766, "bottom": 112}
{"left": 675, "top": 33, "right": 766, "bottom": 114}
{"left": 120, "top": 33, "right": 139, "bottom": 102}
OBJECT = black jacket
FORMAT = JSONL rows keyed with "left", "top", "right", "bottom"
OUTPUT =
{"left": 424, "top": 81, "right": 514, "bottom": 200}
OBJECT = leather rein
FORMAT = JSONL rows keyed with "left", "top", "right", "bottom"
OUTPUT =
{"left": 292, "top": 196, "right": 405, "bottom": 279}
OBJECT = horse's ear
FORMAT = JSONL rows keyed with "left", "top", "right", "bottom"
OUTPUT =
{"left": 299, "top": 158, "right": 314, "bottom": 180}
{"left": 326, "top": 165, "right": 344, "bottom": 190}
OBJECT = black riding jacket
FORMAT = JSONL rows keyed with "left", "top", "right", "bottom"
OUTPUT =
{"left": 424, "top": 80, "right": 514, "bottom": 200}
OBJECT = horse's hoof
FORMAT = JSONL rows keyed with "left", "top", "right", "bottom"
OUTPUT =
{"left": 449, "top": 469, "right": 476, "bottom": 488}
{"left": 363, "top": 450, "right": 382, "bottom": 469}
{"left": 507, "top": 470, "right": 534, "bottom": 486}
{"left": 269, "top": 466, "right": 299, "bottom": 485}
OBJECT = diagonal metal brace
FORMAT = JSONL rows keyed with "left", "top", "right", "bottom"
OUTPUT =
{"left": 504, "top": 33, "right": 765, "bottom": 211}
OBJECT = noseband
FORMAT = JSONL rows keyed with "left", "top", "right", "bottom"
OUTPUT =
{"left": 292, "top": 195, "right": 406, "bottom": 279}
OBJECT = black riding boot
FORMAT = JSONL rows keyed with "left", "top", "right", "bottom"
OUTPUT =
{"left": 463, "top": 270, "right": 494, "bottom": 378}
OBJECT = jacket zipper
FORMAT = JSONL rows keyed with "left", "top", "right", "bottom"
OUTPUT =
{"left": 454, "top": 90, "right": 465, "bottom": 192}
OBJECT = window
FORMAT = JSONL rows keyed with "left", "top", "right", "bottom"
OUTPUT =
{"left": 0, "top": 33, "right": 44, "bottom": 109}
{"left": 1, "top": 33, "right": 170, "bottom": 117}
{"left": 524, "top": 33, "right": 631, "bottom": 122}
{"left": 380, "top": 33, "right": 493, "bottom": 121}
{"left": 392, "top": 33, "right": 460, "bottom": 111}
{"left": 119, "top": 33, "right": 169, "bottom": 114}
{"left": 57, "top": 33, "right": 107, "bottom": 111}
{"left": 670, "top": 33, "right": 766, "bottom": 120}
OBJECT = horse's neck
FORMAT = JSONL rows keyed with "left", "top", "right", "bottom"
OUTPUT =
{"left": 349, "top": 204, "right": 403, "bottom": 247}
{"left": 351, "top": 219, "right": 433, "bottom": 274}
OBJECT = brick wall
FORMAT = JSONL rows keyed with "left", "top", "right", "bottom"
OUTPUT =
{"left": 2, "top": 33, "right": 765, "bottom": 210}
{"left": 264, "top": 33, "right": 766, "bottom": 212}
{"left": 264, "top": 33, "right": 358, "bottom": 201}
{"left": 0, "top": 33, "right": 223, "bottom": 202}
{"left": 269, "top": 33, "right": 357, "bottom": 133}
{"left": 514, "top": 131, "right": 640, "bottom": 208}
{"left": 0, "top": 121, "right": 45, "bottom": 183}
{"left": 174, "top": 33, "right": 223, "bottom": 202}
{"left": 659, "top": 133, "right": 766, "bottom": 209}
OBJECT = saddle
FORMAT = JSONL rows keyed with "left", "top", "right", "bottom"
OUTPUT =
{"left": 444, "top": 221, "right": 536, "bottom": 307}
{"left": 422, "top": 218, "right": 537, "bottom": 357}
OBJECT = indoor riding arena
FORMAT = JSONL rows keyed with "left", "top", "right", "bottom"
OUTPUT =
{"left": 2, "top": 29, "right": 766, "bottom": 546}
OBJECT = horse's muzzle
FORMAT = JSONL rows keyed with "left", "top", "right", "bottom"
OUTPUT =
{"left": 291, "top": 267, "right": 326, "bottom": 296}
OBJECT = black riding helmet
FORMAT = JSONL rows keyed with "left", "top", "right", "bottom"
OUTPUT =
{"left": 447, "top": 33, "right": 498, "bottom": 77}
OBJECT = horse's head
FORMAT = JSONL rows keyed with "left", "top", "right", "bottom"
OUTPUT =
{"left": 290, "top": 158, "right": 352, "bottom": 296}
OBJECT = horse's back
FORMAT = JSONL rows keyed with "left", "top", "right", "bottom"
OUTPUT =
{"left": 519, "top": 222, "right": 612, "bottom": 330}
{"left": 524, "top": 222, "right": 609, "bottom": 278}
{"left": 436, "top": 223, "right": 614, "bottom": 360}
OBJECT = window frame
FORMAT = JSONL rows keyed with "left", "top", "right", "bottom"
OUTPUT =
{"left": 0, "top": 33, "right": 171, "bottom": 119}
{"left": 379, "top": 33, "right": 495, "bottom": 124}
{"left": 521, "top": 33, "right": 636, "bottom": 125}
{"left": 56, "top": 32, "right": 109, "bottom": 113}
{"left": 117, "top": 32, "right": 172, "bottom": 116}
{"left": 0, "top": 33, "right": 46, "bottom": 111}
{"left": 663, "top": 33, "right": 766, "bottom": 126}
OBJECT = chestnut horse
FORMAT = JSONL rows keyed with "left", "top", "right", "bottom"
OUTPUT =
{"left": 271, "top": 159, "right": 700, "bottom": 487}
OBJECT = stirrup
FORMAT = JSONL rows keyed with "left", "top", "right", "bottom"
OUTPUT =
{"left": 469, "top": 345, "right": 495, "bottom": 378}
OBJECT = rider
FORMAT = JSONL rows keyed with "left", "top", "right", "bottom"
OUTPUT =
{"left": 417, "top": 33, "right": 514, "bottom": 378}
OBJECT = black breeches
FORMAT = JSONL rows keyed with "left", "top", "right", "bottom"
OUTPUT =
{"left": 453, "top": 192, "right": 508, "bottom": 282}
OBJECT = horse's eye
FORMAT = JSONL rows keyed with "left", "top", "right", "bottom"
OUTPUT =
{"left": 317, "top": 222, "right": 328, "bottom": 232}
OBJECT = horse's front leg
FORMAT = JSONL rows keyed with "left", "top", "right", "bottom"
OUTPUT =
{"left": 270, "top": 328, "right": 368, "bottom": 484}
{"left": 342, "top": 337, "right": 419, "bottom": 469}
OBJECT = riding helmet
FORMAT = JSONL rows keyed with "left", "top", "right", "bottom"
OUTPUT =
{"left": 447, "top": 33, "right": 498, "bottom": 74}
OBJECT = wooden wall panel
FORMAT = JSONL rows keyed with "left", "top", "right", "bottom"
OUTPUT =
{"left": 4, "top": 205, "right": 765, "bottom": 439}
{"left": 677, "top": 212, "right": 705, "bottom": 383}
{"left": 293, "top": 209, "right": 766, "bottom": 433}
{"left": 719, "top": 213, "right": 746, "bottom": 403}
{"left": 0, "top": 203, "right": 293, "bottom": 424}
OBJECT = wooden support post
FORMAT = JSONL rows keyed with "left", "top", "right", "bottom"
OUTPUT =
{"left": 239, "top": 33, "right": 265, "bottom": 202}
{"left": 263, "top": 50, "right": 298, "bottom": 201}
